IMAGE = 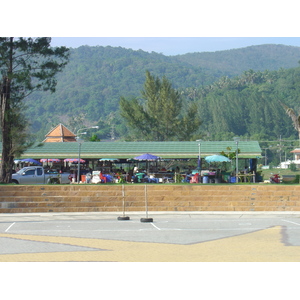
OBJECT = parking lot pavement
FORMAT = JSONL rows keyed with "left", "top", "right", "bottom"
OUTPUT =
{"left": 1, "top": 211, "right": 300, "bottom": 261}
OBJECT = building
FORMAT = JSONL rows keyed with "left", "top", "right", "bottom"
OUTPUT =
{"left": 279, "top": 148, "right": 300, "bottom": 168}
{"left": 0, "top": 140, "right": 262, "bottom": 176}
{"left": 3, "top": 140, "right": 261, "bottom": 160}
{"left": 42, "top": 123, "right": 76, "bottom": 142}
{"left": 0, "top": 122, "right": 262, "bottom": 162}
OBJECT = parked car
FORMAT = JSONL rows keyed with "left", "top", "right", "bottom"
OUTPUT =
{"left": 11, "top": 166, "right": 70, "bottom": 184}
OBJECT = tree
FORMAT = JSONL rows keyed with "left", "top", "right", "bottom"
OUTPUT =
{"left": 176, "top": 102, "right": 202, "bottom": 140}
{"left": 0, "top": 37, "right": 69, "bottom": 183}
{"left": 280, "top": 101, "right": 300, "bottom": 145}
{"left": 120, "top": 71, "right": 201, "bottom": 141}
{"left": 89, "top": 134, "right": 101, "bottom": 142}
{"left": 67, "top": 113, "right": 87, "bottom": 133}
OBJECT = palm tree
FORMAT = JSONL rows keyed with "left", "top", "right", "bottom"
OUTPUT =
{"left": 281, "top": 101, "right": 300, "bottom": 145}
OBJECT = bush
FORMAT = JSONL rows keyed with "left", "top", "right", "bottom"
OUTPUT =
{"left": 291, "top": 174, "right": 300, "bottom": 184}
{"left": 290, "top": 162, "right": 297, "bottom": 171}
{"left": 175, "top": 173, "right": 184, "bottom": 183}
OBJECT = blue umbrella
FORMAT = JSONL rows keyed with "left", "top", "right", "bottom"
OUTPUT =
{"left": 21, "top": 158, "right": 42, "bottom": 165}
{"left": 134, "top": 153, "right": 160, "bottom": 160}
{"left": 205, "top": 155, "right": 230, "bottom": 163}
{"left": 134, "top": 153, "right": 161, "bottom": 173}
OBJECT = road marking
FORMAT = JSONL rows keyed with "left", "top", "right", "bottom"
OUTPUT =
{"left": 282, "top": 219, "right": 300, "bottom": 226}
{"left": 4, "top": 227, "right": 274, "bottom": 233}
{"left": 151, "top": 223, "right": 161, "bottom": 230}
{"left": 5, "top": 223, "right": 15, "bottom": 232}
{"left": 1, "top": 226, "right": 299, "bottom": 262}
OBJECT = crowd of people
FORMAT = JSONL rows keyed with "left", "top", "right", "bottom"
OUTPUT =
{"left": 13, "top": 160, "right": 257, "bottom": 184}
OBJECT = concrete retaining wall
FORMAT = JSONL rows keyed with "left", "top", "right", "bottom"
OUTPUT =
{"left": 0, "top": 184, "right": 300, "bottom": 213}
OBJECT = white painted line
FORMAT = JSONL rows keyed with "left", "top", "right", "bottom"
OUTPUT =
{"left": 5, "top": 222, "right": 15, "bottom": 232}
{"left": 282, "top": 219, "right": 300, "bottom": 226}
{"left": 151, "top": 223, "right": 161, "bottom": 230}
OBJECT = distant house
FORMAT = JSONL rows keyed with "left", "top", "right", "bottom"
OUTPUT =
{"left": 43, "top": 123, "right": 77, "bottom": 142}
{"left": 291, "top": 148, "right": 300, "bottom": 160}
{"left": 279, "top": 148, "right": 300, "bottom": 168}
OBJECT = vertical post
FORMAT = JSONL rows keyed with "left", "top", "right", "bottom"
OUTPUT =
{"left": 140, "top": 184, "right": 153, "bottom": 222}
{"left": 76, "top": 126, "right": 99, "bottom": 184}
{"left": 77, "top": 142, "right": 81, "bottom": 184}
{"left": 117, "top": 184, "right": 130, "bottom": 220}
{"left": 196, "top": 139, "right": 202, "bottom": 183}
{"left": 236, "top": 143, "right": 238, "bottom": 183}
{"left": 234, "top": 137, "right": 240, "bottom": 184}
{"left": 122, "top": 184, "right": 125, "bottom": 216}
{"left": 265, "top": 148, "right": 267, "bottom": 166}
{"left": 145, "top": 184, "right": 148, "bottom": 218}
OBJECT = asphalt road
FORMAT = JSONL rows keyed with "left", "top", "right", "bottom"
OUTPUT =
{"left": 1, "top": 211, "right": 300, "bottom": 262}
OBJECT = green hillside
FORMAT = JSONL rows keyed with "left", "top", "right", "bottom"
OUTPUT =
{"left": 22, "top": 44, "right": 300, "bottom": 147}
{"left": 174, "top": 44, "right": 300, "bottom": 76}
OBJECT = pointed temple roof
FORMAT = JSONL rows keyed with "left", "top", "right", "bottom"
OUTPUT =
{"left": 43, "top": 123, "right": 76, "bottom": 142}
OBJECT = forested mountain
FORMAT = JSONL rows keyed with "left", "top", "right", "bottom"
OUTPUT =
{"left": 23, "top": 44, "right": 300, "bottom": 147}
{"left": 174, "top": 44, "right": 300, "bottom": 76}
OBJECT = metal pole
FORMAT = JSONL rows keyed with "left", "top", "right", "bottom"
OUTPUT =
{"left": 76, "top": 126, "right": 99, "bottom": 184}
{"left": 145, "top": 184, "right": 148, "bottom": 218}
{"left": 196, "top": 139, "right": 202, "bottom": 182}
{"left": 234, "top": 137, "right": 240, "bottom": 184}
{"left": 235, "top": 140, "right": 239, "bottom": 184}
{"left": 117, "top": 184, "right": 130, "bottom": 220}
{"left": 199, "top": 142, "right": 201, "bottom": 171}
{"left": 77, "top": 142, "right": 81, "bottom": 184}
{"left": 122, "top": 184, "right": 125, "bottom": 217}
{"left": 265, "top": 148, "right": 267, "bottom": 166}
{"left": 199, "top": 141, "right": 201, "bottom": 182}
{"left": 140, "top": 184, "right": 153, "bottom": 222}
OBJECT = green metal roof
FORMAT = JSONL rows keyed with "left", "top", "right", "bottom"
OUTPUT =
{"left": 0, "top": 141, "right": 262, "bottom": 159}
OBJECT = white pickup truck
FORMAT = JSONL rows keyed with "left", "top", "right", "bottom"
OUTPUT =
{"left": 12, "top": 166, "right": 70, "bottom": 184}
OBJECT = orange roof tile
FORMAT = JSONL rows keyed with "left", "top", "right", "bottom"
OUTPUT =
{"left": 291, "top": 148, "right": 300, "bottom": 153}
{"left": 43, "top": 123, "right": 77, "bottom": 142}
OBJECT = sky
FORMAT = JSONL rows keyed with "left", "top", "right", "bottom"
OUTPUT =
{"left": 6, "top": 0, "right": 300, "bottom": 56}
{"left": 51, "top": 37, "right": 300, "bottom": 56}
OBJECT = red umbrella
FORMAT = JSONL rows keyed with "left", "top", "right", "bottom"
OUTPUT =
{"left": 40, "top": 159, "right": 61, "bottom": 163}
{"left": 64, "top": 158, "right": 86, "bottom": 163}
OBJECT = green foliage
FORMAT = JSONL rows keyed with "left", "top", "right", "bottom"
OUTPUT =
{"left": 67, "top": 113, "right": 86, "bottom": 133}
{"left": 280, "top": 101, "right": 300, "bottom": 144}
{"left": 195, "top": 67, "right": 300, "bottom": 141}
{"left": 220, "top": 147, "right": 240, "bottom": 160}
{"left": 89, "top": 134, "right": 100, "bottom": 142}
{"left": 0, "top": 37, "right": 69, "bottom": 182}
{"left": 120, "top": 71, "right": 201, "bottom": 141}
{"left": 16, "top": 43, "right": 300, "bottom": 146}
{"left": 177, "top": 102, "right": 202, "bottom": 140}
{"left": 175, "top": 173, "right": 184, "bottom": 183}
{"left": 290, "top": 162, "right": 297, "bottom": 171}
{"left": 292, "top": 174, "right": 300, "bottom": 183}
{"left": 175, "top": 44, "right": 300, "bottom": 77}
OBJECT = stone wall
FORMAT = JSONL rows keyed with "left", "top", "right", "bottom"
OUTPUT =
{"left": 0, "top": 184, "right": 300, "bottom": 213}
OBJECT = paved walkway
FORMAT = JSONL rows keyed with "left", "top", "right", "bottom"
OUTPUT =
{"left": 1, "top": 212, "right": 300, "bottom": 262}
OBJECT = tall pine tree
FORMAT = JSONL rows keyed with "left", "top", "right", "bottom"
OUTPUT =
{"left": 0, "top": 38, "right": 69, "bottom": 183}
{"left": 120, "top": 71, "right": 201, "bottom": 141}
